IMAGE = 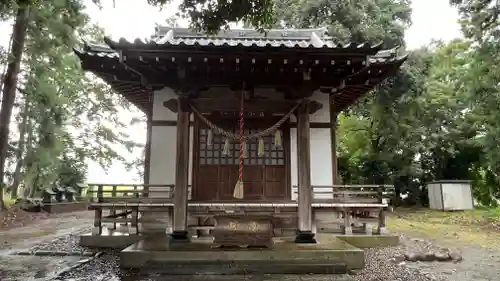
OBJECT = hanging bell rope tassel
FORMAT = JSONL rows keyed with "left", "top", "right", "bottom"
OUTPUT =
{"left": 233, "top": 140, "right": 245, "bottom": 199}
{"left": 222, "top": 138, "right": 230, "bottom": 156}
{"left": 233, "top": 180, "right": 244, "bottom": 199}
{"left": 274, "top": 130, "right": 282, "bottom": 149}
{"left": 258, "top": 137, "right": 265, "bottom": 156}
{"left": 207, "top": 129, "right": 213, "bottom": 147}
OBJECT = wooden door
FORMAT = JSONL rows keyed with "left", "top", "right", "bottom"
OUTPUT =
{"left": 193, "top": 119, "right": 289, "bottom": 201}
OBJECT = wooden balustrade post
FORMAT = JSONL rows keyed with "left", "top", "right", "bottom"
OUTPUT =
{"left": 378, "top": 208, "right": 388, "bottom": 234}
{"left": 97, "top": 184, "right": 103, "bottom": 203}
{"left": 171, "top": 98, "right": 190, "bottom": 243}
{"left": 110, "top": 184, "right": 117, "bottom": 229}
{"left": 92, "top": 184, "right": 103, "bottom": 235}
{"left": 343, "top": 209, "right": 352, "bottom": 235}
{"left": 295, "top": 102, "right": 316, "bottom": 243}
{"left": 377, "top": 185, "right": 383, "bottom": 203}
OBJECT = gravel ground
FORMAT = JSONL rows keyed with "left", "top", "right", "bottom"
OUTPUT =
{"left": 27, "top": 227, "right": 92, "bottom": 254}
{"left": 353, "top": 246, "right": 433, "bottom": 281}
{"left": 395, "top": 234, "right": 500, "bottom": 281}
{"left": 2, "top": 212, "right": 498, "bottom": 281}
{"left": 55, "top": 244, "right": 433, "bottom": 281}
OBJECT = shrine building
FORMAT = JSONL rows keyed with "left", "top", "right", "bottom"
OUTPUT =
{"left": 75, "top": 26, "right": 406, "bottom": 265}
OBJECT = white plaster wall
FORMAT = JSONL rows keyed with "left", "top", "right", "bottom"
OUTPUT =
{"left": 309, "top": 91, "right": 330, "bottom": 123}
{"left": 290, "top": 91, "right": 333, "bottom": 200}
{"left": 149, "top": 126, "right": 176, "bottom": 194}
{"left": 148, "top": 124, "right": 193, "bottom": 199}
{"left": 290, "top": 128, "right": 333, "bottom": 200}
{"left": 289, "top": 90, "right": 330, "bottom": 123}
{"left": 153, "top": 88, "right": 177, "bottom": 121}
{"left": 150, "top": 88, "right": 194, "bottom": 198}
{"left": 152, "top": 88, "right": 194, "bottom": 122}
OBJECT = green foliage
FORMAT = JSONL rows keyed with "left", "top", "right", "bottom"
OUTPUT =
{"left": 272, "top": 0, "right": 412, "bottom": 46}
{"left": 2, "top": 0, "right": 277, "bottom": 33}
{"left": 1, "top": 0, "right": 145, "bottom": 203}
{"left": 273, "top": 0, "right": 500, "bottom": 207}
{"left": 450, "top": 0, "right": 500, "bottom": 42}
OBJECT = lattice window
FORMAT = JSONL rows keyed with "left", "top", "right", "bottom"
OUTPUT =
{"left": 199, "top": 129, "right": 222, "bottom": 165}
{"left": 198, "top": 128, "right": 285, "bottom": 166}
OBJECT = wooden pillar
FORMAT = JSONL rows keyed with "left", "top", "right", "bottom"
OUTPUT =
{"left": 140, "top": 93, "right": 153, "bottom": 234}
{"left": 143, "top": 105, "right": 152, "bottom": 188}
{"left": 295, "top": 102, "right": 316, "bottom": 243}
{"left": 171, "top": 98, "right": 190, "bottom": 242}
{"left": 329, "top": 95, "right": 339, "bottom": 185}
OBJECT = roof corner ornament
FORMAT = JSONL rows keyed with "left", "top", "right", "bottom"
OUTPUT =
{"left": 309, "top": 32, "right": 325, "bottom": 48}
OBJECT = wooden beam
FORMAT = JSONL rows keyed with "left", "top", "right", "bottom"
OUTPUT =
{"left": 295, "top": 102, "right": 316, "bottom": 243}
{"left": 172, "top": 98, "right": 191, "bottom": 242}
{"left": 163, "top": 98, "right": 322, "bottom": 115}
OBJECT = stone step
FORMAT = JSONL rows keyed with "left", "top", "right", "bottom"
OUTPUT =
{"left": 144, "top": 260, "right": 347, "bottom": 275}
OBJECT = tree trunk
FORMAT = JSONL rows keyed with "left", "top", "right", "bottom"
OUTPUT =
{"left": 23, "top": 116, "right": 34, "bottom": 198}
{"left": 10, "top": 99, "right": 29, "bottom": 198}
{"left": 0, "top": 5, "right": 30, "bottom": 210}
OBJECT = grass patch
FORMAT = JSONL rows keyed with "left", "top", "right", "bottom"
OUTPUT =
{"left": 392, "top": 207, "right": 500, "bottom": 227}
{"left": 389, "top": 207, "right": 500, "bottom": 249}
{"left": 4, "top": 198, "right": 16, "bottom": 208}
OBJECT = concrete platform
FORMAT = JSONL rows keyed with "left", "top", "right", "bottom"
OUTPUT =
{"left": 79, "top": 228, "right": 142, "bottom": 249}
{"left": 120, "top": 233, "right": 364, "bottom": 274}
{"left": 337, "top": 234, "right": 399, "bottom": 248}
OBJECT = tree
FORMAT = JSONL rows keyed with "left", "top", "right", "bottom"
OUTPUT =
{"left": 0, "top": 4, "right": 30, "bottom": 209}
{"left": 451, "top": 0, "right": 500, "bottom": 205}
{"left": 0, "top": 0, "right": 145, "bottom": 206}
{"left": 4, "top": 0, "right": 276, "bottom": 33}
{"left": 271, "top": 0, "right": 412, "bottom": 46}
{"left": 450, "top": 0, "right": 500, "bottom": 42}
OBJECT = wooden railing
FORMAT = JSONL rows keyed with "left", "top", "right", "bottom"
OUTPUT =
{"left": 292, "top": 185, "right": 394, "bottom": 204}
{"left": 85, "top": 184, "right": 175, "bottom": 203}
{"left": 86, "top": 183, "right": 393, "bottom": 235}
{"left": 86, "top": 183, "right": 394, "bottom": 204}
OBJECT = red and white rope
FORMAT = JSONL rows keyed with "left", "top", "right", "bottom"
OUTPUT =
{"left": 238, "top": 88, "right": 244, "bottom": 184}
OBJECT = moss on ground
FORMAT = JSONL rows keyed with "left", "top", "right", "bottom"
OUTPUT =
{"left": 389, "top": 207, "right": 500, "bottom": 249}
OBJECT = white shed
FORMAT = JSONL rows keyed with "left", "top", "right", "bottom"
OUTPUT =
{"left": 427, "top": 180, "right": 474, "bottom": 211}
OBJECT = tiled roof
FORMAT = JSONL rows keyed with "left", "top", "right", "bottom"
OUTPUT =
{"left": 74, "top": 42, "right": 404, "bottom": 65}
{"left": 97, "top": 26, "right": 383, "bottom": 52}
{"left": 72, "top": 27, "right": 408, "bottom": 114}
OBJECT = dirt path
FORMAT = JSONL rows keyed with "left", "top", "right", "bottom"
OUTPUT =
{"left": 389, "top": 209, "right": 500, "bottom": 281}
{"left": 0, "top": 211, "right": 93, "bottom": 281}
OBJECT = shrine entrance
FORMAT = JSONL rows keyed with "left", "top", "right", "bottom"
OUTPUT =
{"left": 192, "top": 116, "right": 291, "bottom": 201}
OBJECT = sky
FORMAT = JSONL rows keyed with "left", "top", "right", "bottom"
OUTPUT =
{"left": 84, "top": 0, "right": 462, "bottom": 49}
{"left": 3, "top": 0, "right": 464, "bottom": 184}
